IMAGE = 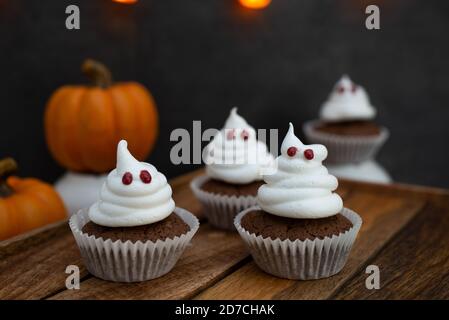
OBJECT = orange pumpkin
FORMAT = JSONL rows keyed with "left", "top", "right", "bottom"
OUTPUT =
{"left": 0, "top": 158, "right": 67, "bottom": 241}
{"left": 44, "top": 59, "right": 158, "bottom": 173}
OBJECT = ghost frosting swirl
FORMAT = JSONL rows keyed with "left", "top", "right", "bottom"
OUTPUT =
{"left": 88, "top": 140, "right": 175, "bottom": 227}
{"left": 257, "top": 123, "right": 343, "bottom": 219}
{"left": 320, "top": 75, "right": 376, "bottom": 122}
{"left": 204, "top": 107, "right": 274, "bottom": 184}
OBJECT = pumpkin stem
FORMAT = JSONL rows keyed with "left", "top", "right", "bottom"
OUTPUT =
{"left": 82, "top": 59, "right": 113, "bottom": 88}
{"left": 0, "top": 158, "right": 17, "bottom": 197}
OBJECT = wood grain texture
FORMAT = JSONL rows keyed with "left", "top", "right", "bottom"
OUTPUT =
{"left": 0, "top": 220, "right": 67, "bottom": 249}
{"left": 0, "top": 170, "right": 204, "bottom": 300}
{"left": 0, "top": 221, "right": 68, "bottom": 259}
{"left": 339, "top": 178, "right": 449, "bottom": 202}
{"left": 0, "top": 229, "right": 86, "bottom": 299}
{"left": 333, "top": 195, "right": 449, "bottom": 300}
{"left": 49, "top": 225, "right": 248, "bottom": 300}
{"left": 172, "top": 183, "right": 203, "bottom": 220}
{"left": 194, "top": 191, "right": 426, "bottom": 299}
{"left": 2, "top": 168, "right": 449, "bottom": 300}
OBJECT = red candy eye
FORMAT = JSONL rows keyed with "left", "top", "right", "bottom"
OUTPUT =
{"left": 122, "top": 172, "right": 133, "bottom": 185}
{"left": 287, "top": 146, "right": 297, "bottom": 157}
{"left": 140, "top": 170, "right": 152, "bottom": 184}
{"left": 226, "top": 129, "right": 235, "bottom": 140}
{"left": 337, "top": 86, "right": 345, "bottom": 94}
{"left": 351, "top": 84, "right": 357, "bottom": 93}
{"left": 241, "top": 130, "right": 249, "bottom": 141}
{"left": 304, "top": 149, "right": 314, "bottom": 160}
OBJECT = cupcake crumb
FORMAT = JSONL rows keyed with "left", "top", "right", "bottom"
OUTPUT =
{"left": 241, "top": 210, "right": 353, "bottom": 241}
{"left": 201, "top": 179, "right": 263, "bottom": 197}
{"left": 82, "top": 213, "right": 190, "bottom": 243}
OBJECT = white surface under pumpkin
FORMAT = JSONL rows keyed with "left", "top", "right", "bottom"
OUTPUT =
{"left": 54, "top": 171, "right": 107, "bottom": 216}
{"left": 327, "top": 160, "right": 391, "bottom": 184}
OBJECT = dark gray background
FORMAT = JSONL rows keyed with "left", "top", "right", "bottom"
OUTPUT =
{"left": 0, "top": 0, "right": 448, "bottom": 187}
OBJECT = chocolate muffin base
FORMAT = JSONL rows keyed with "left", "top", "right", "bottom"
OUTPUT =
{"left": 235, "top": 207, "right": 362, "bottom": 279}
{"left": 241, "top": 210, "right": 353, "bottom": 241}
{"left": 82, "top": 213, "right": 190, "bottom": 243}
{"left": 201, "top": 179, "right": 263, "bottom": 197}
{"left": 315, "top": 120, "right": 381, "bottom": 136}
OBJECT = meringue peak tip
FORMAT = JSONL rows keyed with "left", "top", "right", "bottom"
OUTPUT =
{"left": 338, "top": 74, "right": 353, "bottom": 85}
{"left": 224, "top": 106, "right": 250, "bottom": 129}
{"left": 287, "top": 123, "right": 299, "bottom": 140}
{"left": 118, "top": 139, "right": 128, "bottom": 149}
{"left": 116, "top": 139, "right": 140, "bottom": 174}
{"left": 282, "top": 122, "right": 304, "bottom": 147}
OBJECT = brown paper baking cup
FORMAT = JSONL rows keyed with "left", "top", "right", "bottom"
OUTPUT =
{"left": 69, "top": 207, "right": 199, "bottom": 282}
{"left": 190, "top": 175, "right": 258, "bottom": 231}
{"left": 234, "top": 206, "right": 362, "bottom": 280}
{"left": 303, "top": 120, "right": 389, "bottom": 164}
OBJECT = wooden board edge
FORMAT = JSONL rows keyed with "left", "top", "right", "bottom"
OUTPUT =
{"left": 0, "top": 219, "right": 68, "bottom": 248}
{"left": 3, "top": 168, "right": 446, "bottom": 253}
{"left": 192, "top": 193, "right": 428, "bottom": 300}
{"left": 339, "top": 178, "right": 449, "bottom": 199}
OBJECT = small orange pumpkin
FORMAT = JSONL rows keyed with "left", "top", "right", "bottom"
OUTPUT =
{"left": 44, "top": 59, "right": 158, "bottom": 173}
{"left": 0, "top": 158, "right": 67, "bottom": 241}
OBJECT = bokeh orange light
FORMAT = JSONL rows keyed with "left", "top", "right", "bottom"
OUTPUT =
{"left": 113, "top": 0, "right": 138, "bottom": 4}
{"left": 239, "top": 0, "right": 271, "bottom": 10}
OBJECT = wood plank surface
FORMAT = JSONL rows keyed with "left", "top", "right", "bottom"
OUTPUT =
{"left": 49, "top": 224, "right": 248, "bottom": 300}
{"left": 170, "top": 168, "right": 203, "bottom": 220}
{"left": 0, "top": 170, "right": 204, "bottom": 300}
{"left": 0, "top": 230, "right": 86, "bottom": 299}
{"left": 49, "top": 177, "right": 351, "bottom": 300}
{"left": 194, "top": 191, "right": 426, "bottom": 299}
{"left": 1, "top": 168, "right": 448, "bottom": 300}
{"left": 333, "top": 196, "right": 449, "bottom": 299}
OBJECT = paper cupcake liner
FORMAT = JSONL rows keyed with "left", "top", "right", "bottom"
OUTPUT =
{"left": 190, "top": 175, "right": 258, "bottom": 231}
{"left": 234, "top": 206, "right": 362, "bottom": 280}
{"left": 69, "top": 207, "right": 199, "bottom": 282}
{"left": 303, "top": 120, "right": 389, "bottom": 164}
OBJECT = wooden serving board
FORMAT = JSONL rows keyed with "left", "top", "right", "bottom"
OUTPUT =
{"left": 1, "top": 169, "right": 448, "bottom": 300}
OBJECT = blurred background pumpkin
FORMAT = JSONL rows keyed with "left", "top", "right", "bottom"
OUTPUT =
{"left": 44, "top": 59, "right": 159, "bottom": 214}
{"left": 0, "top": 158, "right": 67, "bottom": 241}
{"left": 44, "top": 59, "right": 159, "bottom": 173}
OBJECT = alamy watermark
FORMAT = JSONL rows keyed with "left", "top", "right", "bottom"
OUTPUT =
{"left": 365, "top": 5, "right": 380, "bottom": 30}
{"left": 65, "top": 265, "right": 80, "bottom": 290}
{"left": 65, "top": 4, "right": 380, "bottom": 31}
{"left": 365, "top": 265, "right": 381, "bottom": 290}
{"left": 65, "top": 5, "right": 80, "bottom": 30}
{"left": 169, "top": 121, "right": 279, "bottom": 168}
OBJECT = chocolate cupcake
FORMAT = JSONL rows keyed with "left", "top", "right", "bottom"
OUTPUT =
{"left": 191, "top": 108, "right": 274, "bottom": 230}
{"left": 69, "top": 140, "right": 199, "bottom": 282}
{"left": 303, "top": 75, "right": 389, "bottom": 163}
{"left": 235, "top": 123, "right": 362, "bottom": 280}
